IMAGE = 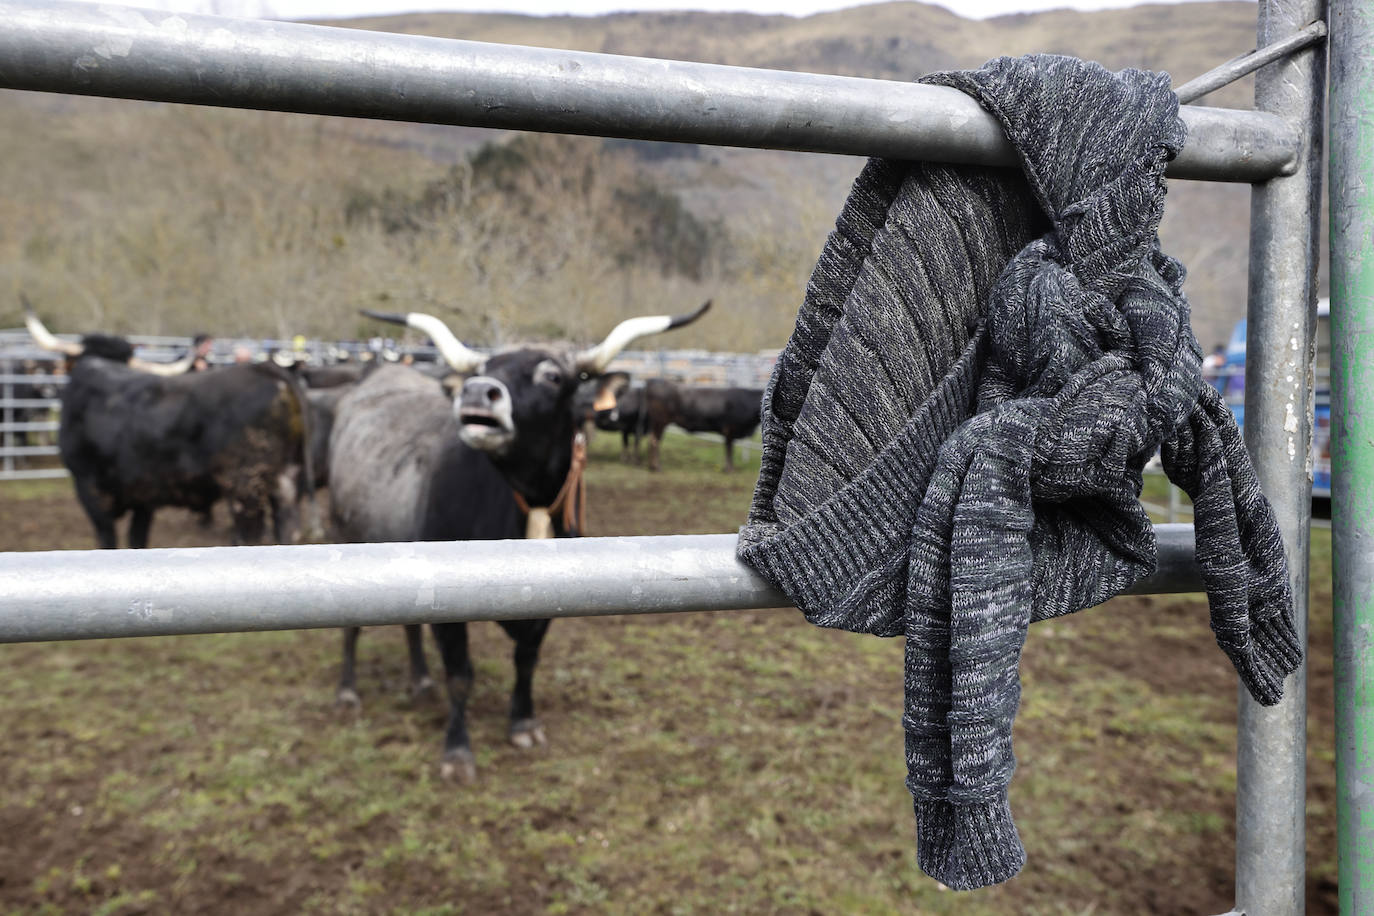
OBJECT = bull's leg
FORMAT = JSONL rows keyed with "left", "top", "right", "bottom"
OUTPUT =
{"left": 723, "top": 437, "right": 736, "bottom": 473}
{"left": 269, "top": 470, "right": 301, "bottom": 544}
{"left": 337, "top": 626, "right": 363, "bottom": 709}
{"left": 128, "top": 507, "right": 154, "bottom": 549}
{"left": 405, "top": 624, "right": 436, "bottom": 700}
{"left": 648, "top": 431, "right": 663, "bottom": 472}
{"left": 498, "top": 618, "right": 551, "bottom": 749}
{"left": 431, "top": 621, "right": 477, "bottom": 783}
{"left": 620, "top": 430, "right": 632, "bottom": 463}
{"left": 72, "top": 477, "right": 118, "bottom": 549}
{"left": 229, "top": 500, "right": 268, "bottom": 546}
{"left": 632, "top": 429, "right": 643, "bottom": 465}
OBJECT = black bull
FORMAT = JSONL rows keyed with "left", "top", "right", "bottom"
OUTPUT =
{"left": 596, "top": 379, "right": 762, "bottom": 471}
{"left": 30, "top": 323, "right": 314, "bottom": 549}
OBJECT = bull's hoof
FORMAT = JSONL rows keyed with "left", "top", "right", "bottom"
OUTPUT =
{"left": 509, "top": 719, "right": 547, "bottom": 749}
{"left": 335, "top": 687, "right": 362, "bottom": 710}
{"left": 410, "top": 676, "right": 438, "bottom": 703}
{"left": 440, "top": 748, "right": 477, "bottom": 784}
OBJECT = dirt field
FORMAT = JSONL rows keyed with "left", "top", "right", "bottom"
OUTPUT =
{"left": 0, "top": 433, "right": 1337, "bottom": 915}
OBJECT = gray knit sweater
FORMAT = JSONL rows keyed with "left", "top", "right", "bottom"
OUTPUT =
{"left": 737, "top": 54, "right": 1301, "bottom": 891}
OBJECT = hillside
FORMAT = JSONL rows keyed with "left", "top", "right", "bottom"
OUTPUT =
{"left": 0, "top": 1, "right": 1283, "bottom": 351}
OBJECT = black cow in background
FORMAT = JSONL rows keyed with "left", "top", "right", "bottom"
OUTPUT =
{"left": 671, "top": 385, "right": 764, "bottom": 471}
{"left": 597, "top": 379, "right": 762, "bottom": 471}
{"left": 327, "top": 302, "right": 709, "bottom": 782}
{"left": 26, "top": 309, "right": 315, "bottom": 548}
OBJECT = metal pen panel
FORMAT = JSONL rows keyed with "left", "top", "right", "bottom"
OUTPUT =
{"left": 0, "top": 527, "right": 1203, "bottom": 644}
{"left": 1235, "top": 1, "right": 1327, "bottom": 913}
{"left": 1328, "top": 1, "right": 1374, "bottom": 911}
{"left": 0, "top": 0, "right": 1297, "bottom": 183}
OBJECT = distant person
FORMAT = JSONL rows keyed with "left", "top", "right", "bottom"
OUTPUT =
{"left": 233, "top": 345, "right": 254, "bottom": 364}
{"left": 189, "top": 333, "right": 215, "bottom": 372}
{"left": 1202, "top": 343, "right": 1226, "bottom": 392}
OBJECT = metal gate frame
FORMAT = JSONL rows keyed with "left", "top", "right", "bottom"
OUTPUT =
{"left": 0, "top": 0, "right": 1365, "bottom": 912}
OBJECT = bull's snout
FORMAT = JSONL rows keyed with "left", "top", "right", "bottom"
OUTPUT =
{"left": 455, "top": 376, "right": 516, "bottom": 454}
{"left": 463, "top": 378, "right": 505, "bottom": 407}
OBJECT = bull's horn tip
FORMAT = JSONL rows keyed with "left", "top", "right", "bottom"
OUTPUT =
{"left": 360, "top": 309, "right": 408, "bottom": 325}
{"left": 669, "top": 299, "right": 711, "bottom": 329}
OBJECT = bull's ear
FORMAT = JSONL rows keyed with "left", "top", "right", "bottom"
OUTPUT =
{"left": 589, "top": 371, "right": 630, "bottom": 409}
{"left": 591, "top": 372, "right": 630, "bottom": 412}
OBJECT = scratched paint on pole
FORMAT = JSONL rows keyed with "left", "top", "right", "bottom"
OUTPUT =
{"left": 1329, "top": 0, "right": 1374, "bottom": 910}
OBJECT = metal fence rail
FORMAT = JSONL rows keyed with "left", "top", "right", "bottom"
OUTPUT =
{"left": 0, "top": 0, "right": 1299, "bottom": 183}
{"left": 0, "top": 527, "right": 1204, "bottom": 644}
{"left": 0, "top": 1, "right": 1348, "bottom": 914}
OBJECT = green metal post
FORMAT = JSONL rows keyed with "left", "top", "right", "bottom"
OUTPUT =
{"left": 1329, "top": 1, "right": 1374, "bottom": 912}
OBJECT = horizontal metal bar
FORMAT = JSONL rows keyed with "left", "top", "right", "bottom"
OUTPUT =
{"left": 0, "top": 399, "right": 58, "bottom": 408}
{"left": 0, "top": 375, "right": 66, "bottom": 385}
{"left": 0, "top": 421, "right": 59, "bottom": 432}
{"left": 0, "top": 527, "right": 1202, "bottom": 643}
{"left": 1175, "top": 19, "right": 1327, "bottom": 104}
{"left": 0, "top": 445, "right": 60, "bottom": 456}
{"left": 0, "top": 468, "right": 68, "bottom": 481}
{"left": 0, "top": 0, "right": 1299, "bottom": 182}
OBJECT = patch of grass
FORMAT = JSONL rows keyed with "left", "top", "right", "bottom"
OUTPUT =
{"left": 0, "top": 477, "right": 70, "bottom": 502}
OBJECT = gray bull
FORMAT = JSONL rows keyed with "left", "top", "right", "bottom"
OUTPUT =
{"left": 327, "top": 302, "right": 709, "bottom": 781}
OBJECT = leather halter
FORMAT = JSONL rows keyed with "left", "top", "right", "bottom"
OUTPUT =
{"left": 510, "top": 432, "right": 588, "bottom": 539}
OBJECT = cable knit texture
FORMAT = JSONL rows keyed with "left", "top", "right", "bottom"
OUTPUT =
{"left": 737, "top": 54, "right": 1301, "bottom": 891}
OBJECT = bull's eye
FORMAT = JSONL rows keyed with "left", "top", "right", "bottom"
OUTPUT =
{"left": 534, "top": 360, "right": 563, "bottom": 388}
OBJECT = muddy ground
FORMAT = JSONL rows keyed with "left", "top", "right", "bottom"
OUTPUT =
{"left": 0, "top": 436, "right": 1337, "bottom": 915}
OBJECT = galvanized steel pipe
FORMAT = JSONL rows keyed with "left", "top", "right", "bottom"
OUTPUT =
{"left": 1174, "top": 19, "right": 1327, "bottom": 105}
{"left": 0, "top": 528, "right": 1203, "bottom": 644}
{"left": 0, "top": 0, "right": 1300, "bottom": 183}
{"left": 1233, "top": 2, "right": 1327, "bottom": 914}
{"left": 1328, "top": 0, "right": 1374, "bottom": 911}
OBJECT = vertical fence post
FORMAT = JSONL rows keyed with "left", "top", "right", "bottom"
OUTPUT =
{"left": 1236, "top": 0, "right": 1326, "bottom": 913}
{"left": 2, "top": 358, "right": 13, "bottom": 476}
{"left": 1329, "top": 1, "right": 1374, "bottom": 911}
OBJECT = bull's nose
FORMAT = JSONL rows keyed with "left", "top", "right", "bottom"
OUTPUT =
{"left": 461, "top": 379, "right": 504, "bottom": 407}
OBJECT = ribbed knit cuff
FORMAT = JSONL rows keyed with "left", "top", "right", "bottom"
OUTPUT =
{"left": 913, "top": 795, "right": 1026, "bottom": 891}
{"left": 1225, "top": 605, "right": 1304, "bottom": 707}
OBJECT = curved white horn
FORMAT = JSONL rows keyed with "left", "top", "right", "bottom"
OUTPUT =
{"left": 22, "top": 305, "right": 83, "bottom": 357}
{"left": 575, "top": 300, "right": 712, "bottom": 374}
{"left": 129, "top": 355, "right": 195, "bottom": 376}
{"left": 361, "top": 310, "right": 485, "bottom": 373}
